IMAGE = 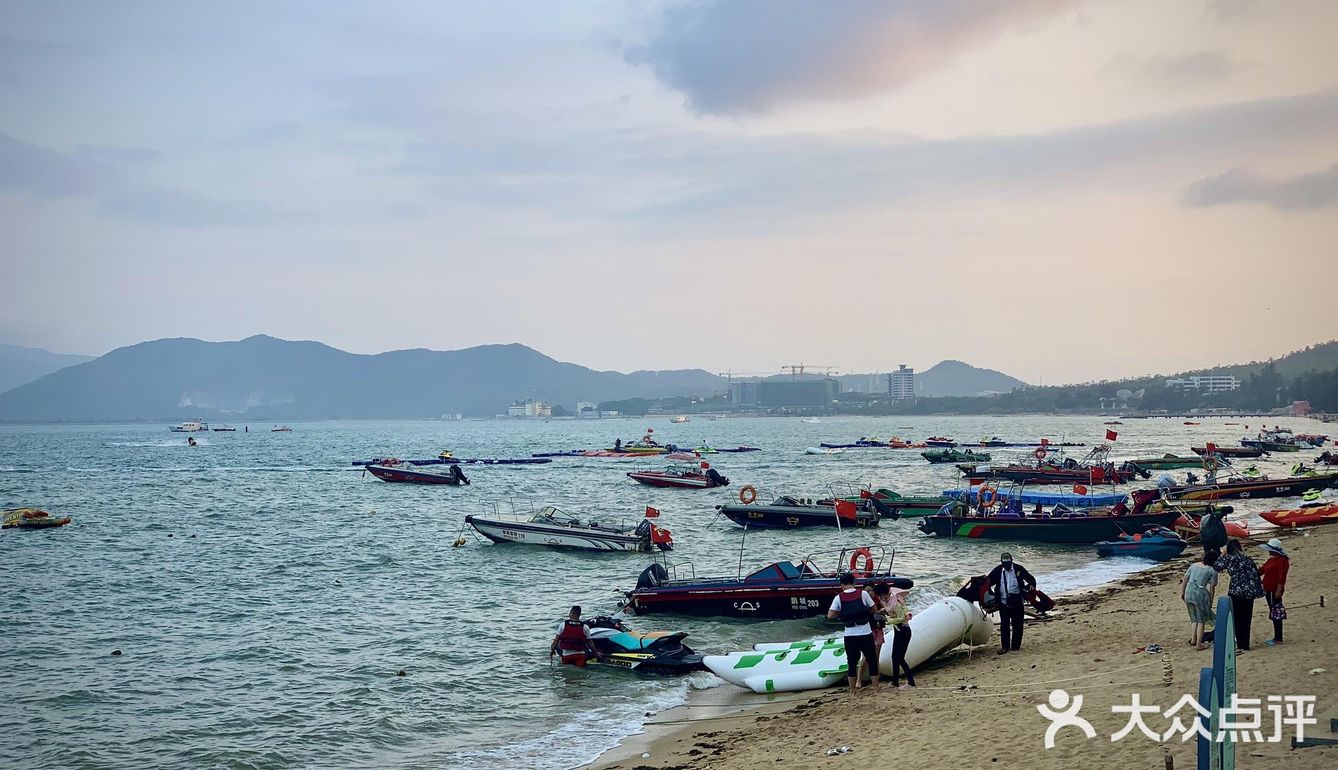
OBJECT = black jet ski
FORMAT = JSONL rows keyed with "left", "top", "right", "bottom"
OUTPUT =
{"left": 583, "top": 616, "right": 706, "bottom": 676}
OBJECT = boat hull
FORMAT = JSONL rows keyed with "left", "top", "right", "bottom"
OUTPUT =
{"left": 1094, "top": 538, "right": 1187, "bottom": 561}
{"left": 629, "top": 575, "right": 912, "bottom": 618}
{"left": 366, "top": 465, "right": 466, "bottom": 485}
{"left": 917, "top": 510, "right": 1180, "bottom": 544}
{"left": 1161, "top": 473, "right": 1337, "bottom": 501}
{"left": 718, "top": 504, "right": 878, "bottom": 529}
{"left": 464, "top": 516, "right": 652, "bottom": 551}
{"left": 627, "top": 471, "right": 724, "bottom": 489}
{"left": 1191, "top": 446, "right": 1264, "bottom": 458}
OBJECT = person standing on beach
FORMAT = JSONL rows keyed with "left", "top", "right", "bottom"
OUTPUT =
{"left": 1213, "top": 539, "right": 1264, "bottom": 651}
{"left": 1259, "top": 539, "right": 1290, "bottom": 646}
{"left": 869, "top": 583, "right": 890, "bottom": 682}
{"left": 550, "top": 605, "right": 597, "bottom": 667}
{"left": 828, "top": 573, "right": 880, "bottom": 695}
{"left": 1180, "top": 550, "right": 1218, "bottom": 651}
{"left": 988, "top": 553, "right": 1035, "bottom": 655}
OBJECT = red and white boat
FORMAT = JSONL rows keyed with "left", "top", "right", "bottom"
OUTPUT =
{"left": 628, "top": 462, "right": 729, "bottom": 490}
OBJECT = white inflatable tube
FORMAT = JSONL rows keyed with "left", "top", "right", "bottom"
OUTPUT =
{"left": 703, "top": 597, "right": 991, "bottom": 693}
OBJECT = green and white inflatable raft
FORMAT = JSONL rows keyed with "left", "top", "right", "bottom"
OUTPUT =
{"left": 703, "top": 597, "right": 992, "bottom": 693}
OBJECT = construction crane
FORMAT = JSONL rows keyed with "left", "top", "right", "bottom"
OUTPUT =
{"left": 781, "top": 364, "right": 837, "bottom": 380}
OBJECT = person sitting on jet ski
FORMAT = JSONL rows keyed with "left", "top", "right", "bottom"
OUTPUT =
{"left": 550, "top": 605, "right": 599, "bottom": 667}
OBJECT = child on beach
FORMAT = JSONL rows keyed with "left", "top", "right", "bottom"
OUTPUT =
{"left": 1181, "top": 550, "right": 1218, "bottom": 651}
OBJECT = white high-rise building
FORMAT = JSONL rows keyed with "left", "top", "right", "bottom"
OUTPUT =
{"left": 1163, "top": 375, "right": 1241, "bottom": 394}
{"left": 889, "top": 364, "right": 915, "bottom": 401}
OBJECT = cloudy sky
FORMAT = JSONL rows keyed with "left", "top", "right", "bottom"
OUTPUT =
{"left": 2, "top": 0, "right": 1335, "bottom": 383}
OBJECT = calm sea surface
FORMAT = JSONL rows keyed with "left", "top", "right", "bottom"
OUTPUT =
{"left": 1, "top": 415, "right": 1325, "bottom": 769}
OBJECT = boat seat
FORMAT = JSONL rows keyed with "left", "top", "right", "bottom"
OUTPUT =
{"left": 776, "top": 561, "right": 803, "bottom": 580}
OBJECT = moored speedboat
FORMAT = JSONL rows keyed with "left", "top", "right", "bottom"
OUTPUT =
{"left": 917, "top": 489, "right": 1181, "bottom": 544}
{"left": 717, "top": 484, "right": 887, "bottom": 529}
{"left": 627, "top": 462, "right": 729, "bottom": 489}
{"left": 365, "top": 460, "right": 470, "bottom": 485}
{"left": 466, "top": 505, "right": 671, "bottom": 552}
{"left": 922, "top": 448, "right": 990, "bottom": 464}
{"left": 1124, "top": 454, "right": 1205, "bottom": 470}
{"left": 1158, "top": 472, "right": 1338, "bottom": 501}
{"left": 1191, "top": 445, "right": 1264, "bottom": 458}
{"left": 622, "top": 546, "right": 911, "bottom": 618}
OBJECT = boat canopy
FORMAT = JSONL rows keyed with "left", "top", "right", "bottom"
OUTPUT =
{"left": 943, "top": 486, "right": 1127, "bottom": 508}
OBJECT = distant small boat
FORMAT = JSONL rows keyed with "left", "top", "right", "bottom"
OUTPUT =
{"left": 800, "top": 417, "right": 821, "bottom": 424}
{"left": 212, "top": 425, "right": 236, "bottom": 432}
{"left": 670, "top": 416, "right": 689, "bottom": 424}
{"left": 805, "top": 447, "right": 843, "bottom": 455}
{"left": 169, "top": 421, "right": 209, "bottom": 432}
{"left": 271, "top": 426, "right": 292, "bottom": 432}
{"left": 3, "top": 508, "right": 72, "bottom": 530}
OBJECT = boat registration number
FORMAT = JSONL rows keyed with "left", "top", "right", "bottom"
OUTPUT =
{"left": 789, "top": 597, "right": 822, "bottom": 609}
{"left": 500, "top": 529, "right": 527, "bottom": 539}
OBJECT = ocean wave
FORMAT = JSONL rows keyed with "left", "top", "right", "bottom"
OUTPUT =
{"left": 1039, "top": 557, "right": 1155, "bottom": 594}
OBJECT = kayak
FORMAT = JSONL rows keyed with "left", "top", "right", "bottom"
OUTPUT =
{"left": 1259, "top": 504, "right": 1338, "bottom": 528}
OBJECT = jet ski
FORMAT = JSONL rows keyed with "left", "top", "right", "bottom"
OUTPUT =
{"left": 583, "top": 616, "right": 706, "bottom": 676}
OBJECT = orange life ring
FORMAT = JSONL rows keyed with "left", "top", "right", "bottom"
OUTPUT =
{"left": 1033, "top": 448, "right": 1047, "bottom": 461}
{"left": 739, "top": 484, "right": 758, "bottom": 505}
{"left": 978, "top": 486, "right": 998, "bottom": 507}
{"left": 848, "top": 547, "right": 875, "bottom": 577}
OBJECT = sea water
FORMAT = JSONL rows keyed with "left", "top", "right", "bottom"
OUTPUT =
{"left": 0, "top": 415, "right": 1319, "bottom": 768}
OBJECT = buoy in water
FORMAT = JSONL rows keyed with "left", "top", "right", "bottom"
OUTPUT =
{"left": 452, "top": 537, "right": 466, "bottom": 548}
{"left": 111, "top": 650, "right": 122, "bottom": 656}
{"left": 397, "top": 670, "right": 406, "bottom": 677}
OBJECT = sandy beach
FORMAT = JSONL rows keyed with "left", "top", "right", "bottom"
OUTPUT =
{"left": 592, "top": 527, "right": 1338, "bottom": 770}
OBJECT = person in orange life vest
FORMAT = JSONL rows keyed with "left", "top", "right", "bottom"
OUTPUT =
{"left": 550, "top": 605, "right": 597, "bottom": 667}
{"left": 827, "top": 572, "right": 880, "bottom": 695}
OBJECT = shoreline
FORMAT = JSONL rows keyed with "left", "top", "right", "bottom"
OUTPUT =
{"left": 588, "top": 527, "right": 1338, "bottom": 769}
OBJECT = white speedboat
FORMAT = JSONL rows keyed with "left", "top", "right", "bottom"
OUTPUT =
{"left": 464, "top": 505, "right": 672, "bottom": 552}
{"left": 169, "top": 421, "right": 209, "bottom": 432}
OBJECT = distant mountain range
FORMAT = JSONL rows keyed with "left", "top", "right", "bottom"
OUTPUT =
{"left": 0, "top": 335, "right": 723, "bottom": 422}
{"left": 0, "top": 344, "right": 94, "bottom": 395}
{"left": 1176, "top": 340, "right": 1338, "bottom": 381}
{"left": 835, "top": 360, "right": 1028, "bottom": 397}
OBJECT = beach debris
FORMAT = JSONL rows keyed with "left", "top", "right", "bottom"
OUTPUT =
{"left": 954, "top": 684, "right": 978, "bottom": 692}
{"left": 1309, "top": 668, "right": 1326, "bottom": 675}
{"left": 641, "top": 753, "right": 650, "bottom": 759}
{"left": 825, "top": 746, "right": 853, "bottom": 756}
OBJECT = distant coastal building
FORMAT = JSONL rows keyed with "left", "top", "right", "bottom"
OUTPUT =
{"left": 758, "top": 379, "right": 839, "bottom": 407}
{"left": 1163, "top": 375, "right": 1241, "bottom": 394}
{"left": 888, "top": 364, "right": 915, "bottom": 401}
{"left": 729, "top": 380, "right": 761, "bottom": 406}
{"left": 507, "top": 399, "right": 551, "bottom": 417}
{"left": 575, "top": 401, "right": 596, "bottom": 416}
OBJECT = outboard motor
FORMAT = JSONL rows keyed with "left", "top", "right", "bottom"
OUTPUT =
{"left": 705, "top": 468, "right": 729, "bottom": 487}
{"left": 636, "top": 562, "right": 670, "bottom": 589}
{"left": 1157, "top": 473, "right": 1176, "bottom": 489}
{"left": 452, "top": 465, "right": 470, "bottom": 485}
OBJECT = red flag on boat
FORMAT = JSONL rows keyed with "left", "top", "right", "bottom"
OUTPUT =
{"left": 1040, "top": 438, "right": 1050, "bottom": 446}
{"left": 859, "top": 488, "right": 872, "bottom": 499}
{"left": 1206, "top": 442, "right": 1217, "bottom": 453}
{"left": 1073, "top": 484, "right": 1088, "bottom": 495}
{"left": 835, "top": 499, "right": 858, "bottom": 521}
{"left": 650, "top": 525, "right": 673, "bottom": 544}
{"left": 644, "top": 506, "right": 660, "bottom": 518}
{"left": 1105, "top": 429, "right": 1118, "bottom": 442}
{"left": 700, "top": 462, "right": 710, "bottom": 469}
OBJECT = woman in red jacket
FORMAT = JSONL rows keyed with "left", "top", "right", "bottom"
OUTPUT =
{"left": 1258, "top": 539, "right": 1290, "bottom": 646}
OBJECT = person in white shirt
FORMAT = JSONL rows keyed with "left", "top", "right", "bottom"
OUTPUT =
{"left": 827, "top": 572, "right": 880, "bottom": 695}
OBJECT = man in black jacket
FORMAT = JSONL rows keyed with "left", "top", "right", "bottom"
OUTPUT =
{"left": 988, "top": 552, "right": 1036, "bottom": 654}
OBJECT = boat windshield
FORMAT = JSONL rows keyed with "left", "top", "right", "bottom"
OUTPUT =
{"left": 532, "top": 506, "right": 580, "bottom": 525}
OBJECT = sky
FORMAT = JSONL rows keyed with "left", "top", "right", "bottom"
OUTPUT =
{"left": 1, "top": 0, "right": 1335, "bottom": 384}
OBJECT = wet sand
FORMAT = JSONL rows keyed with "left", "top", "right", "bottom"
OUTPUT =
{"left": 591, "top": 527, "right": 1338, "bottom": 769}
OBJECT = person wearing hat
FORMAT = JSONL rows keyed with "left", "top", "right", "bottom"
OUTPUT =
{"left": 988, "top": 552, "right": 1036, "bottom": 654}
{"left": 1258, "top": 539, "right": 1290, "bottom": 646}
